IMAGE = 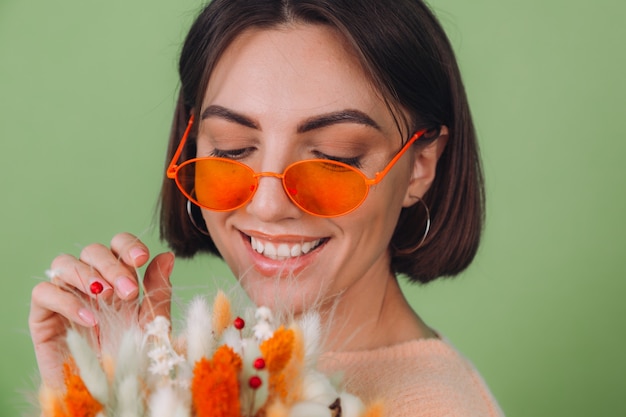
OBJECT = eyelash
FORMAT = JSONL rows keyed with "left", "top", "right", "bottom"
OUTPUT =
{"left": 210, "top": 147, "right": 253, "bottom": 159}
{"left": 209, "top": 148, "right": 363, "bottom": 169}
{"left": 313, "top": 151, "right": 363, "bottom": 169}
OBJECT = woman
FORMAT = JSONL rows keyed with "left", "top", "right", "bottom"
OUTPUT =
{"left": 30, "top": 0, "right": 502, "bottom": 415}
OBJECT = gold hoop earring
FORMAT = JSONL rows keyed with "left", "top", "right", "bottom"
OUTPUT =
{"left": 186, "top": 199, "right": 211, "bottom": 236}
{"left": 393, "top": 197, "right": 431, "bottom": 254}
{"left": 416, "top": 197, "right": 431, "bottom": 248}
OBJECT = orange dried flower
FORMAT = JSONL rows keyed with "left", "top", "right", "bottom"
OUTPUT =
{"left": 276, "top": 325, "right": 305, "bottom": 404}
{"left": 38, "top": 384, "right": 64, "bottom": 417}
{"left": 192, "top": 345, "right": 242, "bottom": 417}
{"left": 265, "top": 399, "right": 289, "bottom": 417}
{"left": 260, "top": 327, "right": 294, "bottom": 374}
{"left": 260, "top": 327, "right": 295, "bottom": 401}
{"left": 212, "top": 290, "right": 232, "bottom": 337}
{"left": 62, "top": 359, "right": 104, "bottom": 417}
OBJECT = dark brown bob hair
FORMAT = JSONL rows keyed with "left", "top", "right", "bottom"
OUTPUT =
{"left": 159, "top": 0, "right": 485, "bottom": 284}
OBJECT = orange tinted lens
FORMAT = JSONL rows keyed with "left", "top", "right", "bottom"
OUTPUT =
{"left": 284, "top": 160, "right": 368, "bottom": 216}
{"left": 176, "top": 158, "right": 256, "bottom": 211}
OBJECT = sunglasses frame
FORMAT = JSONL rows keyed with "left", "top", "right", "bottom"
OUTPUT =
{"left": 167, "top": 114, "right": 427, "bottom": 217}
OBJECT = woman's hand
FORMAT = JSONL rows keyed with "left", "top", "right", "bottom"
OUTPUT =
{"left": 29, "top": 232, "right": 175, "bottom": 389}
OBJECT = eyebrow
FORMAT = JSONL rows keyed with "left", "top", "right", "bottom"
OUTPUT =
{"left": 201, "top": 105, "right": 380, "bottom": 133}
{"left": 297, "top": 109, "right": 381, "bottom": 133}
{"left": 201, "top": 105, "right": 259, "bottom": 129}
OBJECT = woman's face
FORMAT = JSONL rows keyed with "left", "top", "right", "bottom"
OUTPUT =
{"left": 197, "top": 24, "right": 423, "bottom": 313}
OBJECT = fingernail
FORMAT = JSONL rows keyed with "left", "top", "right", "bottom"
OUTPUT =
{"left": 45, "top": 269, "right": 61, "bottom": 280}
{"left": 115, "top": 276, "right": 138, "bottom": 299}
{"left": 78, "top": 308, "right": 98, "bottom": 327}
{"left": 88, "top": 278, "right": 112, "bottom": 297}
{"left": 130, "top": 247, "right": 148, "bottom": 264}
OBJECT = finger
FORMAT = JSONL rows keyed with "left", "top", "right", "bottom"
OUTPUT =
{"left": 139, "top": 252, "right": 175, "bottom": 325}
{"left": 79, "top": 243, "right": 139, "bottom": 300}
{"left": 30, "top": 281, "right": 98, "bottom": 390}
{"left": 50, "top": 253, "right": 115, "bottom": 300}
{"left": 30, "top": 281, "right": 98, "bottom": 331}
{"left": 110, "top": 232, "right": 150, "bottom": 268}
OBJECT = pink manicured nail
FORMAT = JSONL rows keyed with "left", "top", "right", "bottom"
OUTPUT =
{"left": 88, "top": 278, "right": 112, "bottom": 298}
{"left": 115, "top": 276, "right": 138, "bottom": 299}
{"left": 130, "top": 247, "right": 148, "bottom": 265}
{"left": 78, "top": 308, "right": 98, "bottom": 327}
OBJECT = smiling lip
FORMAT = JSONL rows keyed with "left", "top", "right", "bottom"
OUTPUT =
{"left": 239, "top": 231, "right": 328, "bottom": 277}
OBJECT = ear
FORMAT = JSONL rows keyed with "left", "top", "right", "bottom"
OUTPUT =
{"left": 402, "top": 126, "right": 449, "bottom": 207}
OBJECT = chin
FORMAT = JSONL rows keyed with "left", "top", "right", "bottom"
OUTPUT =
{"left": 238, "top": 272, "right": 328, "bottom": 316}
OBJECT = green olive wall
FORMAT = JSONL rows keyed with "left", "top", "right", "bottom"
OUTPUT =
{"left": 1, "top": 1, "right": 624, "bottom": 415}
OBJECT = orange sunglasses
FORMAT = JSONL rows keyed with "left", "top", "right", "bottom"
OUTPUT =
{"left": 167, "top": 115, "right": 426, "bottom": 217}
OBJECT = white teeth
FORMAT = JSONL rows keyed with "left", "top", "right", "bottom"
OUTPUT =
{"left": 277, "top": 244, "right": 291, "bottom": 257}
{"left": 250, "top": 236, "right": 322, "bottom": 259}
{"left": 264, "top": 242, "right": 277, "bottom": 258}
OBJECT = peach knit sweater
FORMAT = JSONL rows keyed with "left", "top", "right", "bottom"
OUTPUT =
{"left": 320, "top": 337, "right": 504, "bottom": 417}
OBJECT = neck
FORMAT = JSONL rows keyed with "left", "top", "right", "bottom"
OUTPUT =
{"left": 318, "top": 271, "right": 435, "bottom": 353}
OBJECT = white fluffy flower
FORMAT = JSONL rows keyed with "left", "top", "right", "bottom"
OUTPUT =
{"left": 253, "top": 321, "right": 274, "bottom": 342}
{"left": 255, "top": 306, "right": 273, "bottom": 322}
{"left": 148, "top": 346, "right": 173, "bottom": 376}
{"left": 145, "top": 316, "right": 171, "bottom": 340}
{"left": 253, "top": 306, "right": 275, "bottom": 341}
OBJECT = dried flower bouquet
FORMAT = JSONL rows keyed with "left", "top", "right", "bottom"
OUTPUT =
{"left": 38, "top": 290, "right": 383, "bottom": 417}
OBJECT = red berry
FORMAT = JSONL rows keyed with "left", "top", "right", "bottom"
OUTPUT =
{"left": 90, "top": 281, "right": 104, "bottom": 295}
{"left": 253, "top": 358, "right": 266, "bottom": 370}
{"left": 249, "top": 375, "right": 262, "bottom": 389}
{"left": 234, "top": 317, "right": 245, "bottom": 330}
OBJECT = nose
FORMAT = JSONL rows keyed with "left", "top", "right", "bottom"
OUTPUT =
{"left": 245, "top": 172, "right": 304, "bottom": 222}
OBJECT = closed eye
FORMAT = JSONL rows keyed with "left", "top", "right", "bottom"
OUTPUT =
{"left": 210, "top": 147, "right": 254, "bottom": 160}
{"left": 312, "top": 151, "right": 362, "bottom": 169}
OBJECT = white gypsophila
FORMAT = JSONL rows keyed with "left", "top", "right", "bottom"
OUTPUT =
{"left": 145, "top": 316, "right": 186, "bottom": 379}
{"left": 148, "top": 346, "right": 173, "bottom": 376}
{"left": 145, "top": 316, "right": 171, "bottom": 341}
{"left": 252, "top": 306, "right": 275, "bottom": 341}
{"left": 253, "top": 321, "right": 274, "bottom": 342}
{"left": 255, "top": 306, "right": 273, "bottom": 322}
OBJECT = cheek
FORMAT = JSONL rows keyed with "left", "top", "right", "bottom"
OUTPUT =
{"left": 367, "top": 170, "right": 410, "bottom": 213}
{"left": 350, "top": 175, "right": 409, "bottom": 237}
{"left": 201, "top": 211, "right": 233, "bottom": 255}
